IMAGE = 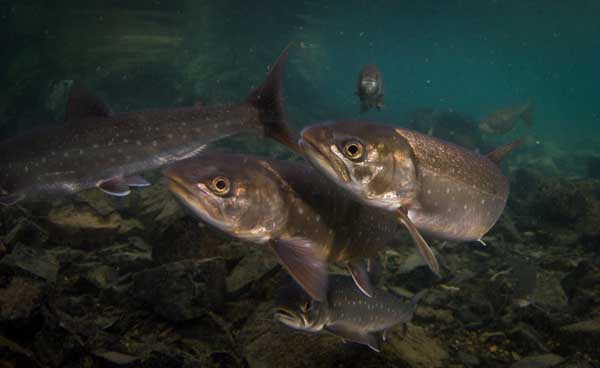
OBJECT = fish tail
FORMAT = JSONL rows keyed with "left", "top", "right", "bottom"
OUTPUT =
{"left": 246, "top": 43, "right": 299, "bottom": 152}
{"left": 521, "top": 99, "right": 534, "bottom": 127}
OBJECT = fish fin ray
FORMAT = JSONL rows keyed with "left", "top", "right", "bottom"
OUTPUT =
{"left": 98, "top": 178, "right": 130, "bottom": 197}
{"left": 0, "top": 193, "right": 23, "bottom": 206}
{"left": 485, "top": 139, "right": 525, "bottom": 164}
{"left": 246, "top": 43, "right": 298, "bottom": 152}
{"left": 271, "top": 237, "right": 328, "bottom": 302}
{"left": 347, "top": 259, "right": 374, "bottom": 297}
{"left": 122, "top": 175, "right": 151, "bottom": 187}
{"left": 397, "top": 208, "right": 440, "bottom": 276}
{"left": 326, "top": 323, "right": 380, "bottom": 352}
{"left": 65, "top": 82, "right": 112, "bottom": 122}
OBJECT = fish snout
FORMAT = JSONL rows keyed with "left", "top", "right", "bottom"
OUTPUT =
{"left": 299, "top": 125, "right": 330, "bottom": 153}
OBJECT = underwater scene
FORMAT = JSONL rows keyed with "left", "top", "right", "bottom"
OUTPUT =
{"left": 1, "top": 0, "right": 599, "bottom": 367}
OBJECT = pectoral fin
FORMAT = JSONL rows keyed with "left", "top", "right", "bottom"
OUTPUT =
{"left": 347, "top": 259, "right": 374, "bottom": 297}
{"left": 271, "top": 237, "right": 328, "bottom": 302}
{"left": 326, "top": 323, "right": 380, "bottom": 352}
{"left": 396, "top": 208, "right": 440, "bottom": 276}
{"left": 98, "top": 178, "right": 130, "bottom": 196}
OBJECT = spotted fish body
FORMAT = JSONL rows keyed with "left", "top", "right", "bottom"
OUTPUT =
{"left": 274, "top": 275, "right": 425, "bottom": 352}
{"left": 0, "top": 45, "right": 294, "bottom": 205}
{"left": 393, "top": 128, "right": 508, "bottom": 241}
{"left": 163, "top": 154, "right": 406, "bottom": 301}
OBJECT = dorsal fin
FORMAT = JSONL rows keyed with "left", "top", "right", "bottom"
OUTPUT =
{"left": 486, "top": 139, "right": 525, "bottom": 164}
{"left": 65, "top": 82, "right": 112, "bottom": 122}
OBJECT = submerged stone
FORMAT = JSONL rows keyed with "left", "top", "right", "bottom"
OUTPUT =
{"left": 510, "top": 354, "right": 565, "bottom": 368}
{"left": 0, "top": 243, "right": 59, "bottom": 282}
{"left": 130, "top": 258, "right": 226, "bottom": 322}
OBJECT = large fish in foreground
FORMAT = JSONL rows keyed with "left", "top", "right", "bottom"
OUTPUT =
{"left": 274, "top": 275, "right": 425, "bottom": 352}
{"left": 300, "top": 121, "right": 523, "bottom": 275}
{"left": 0, "top": 45, "right": 296, "bottom": 206}
{"left": 163, "top": 154, "right": 407, "bottom": 301}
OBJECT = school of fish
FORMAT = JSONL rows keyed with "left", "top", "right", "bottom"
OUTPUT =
{"left": 0, "top": 45, "right": 526, "bottom": 352}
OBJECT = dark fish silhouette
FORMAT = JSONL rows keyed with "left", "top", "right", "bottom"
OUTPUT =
{"left": 479, "top": 99, "right": 534, "bottom": 134}
{"left": 0, "top": 45, "right": 296, "bottom": 206}
{"left": 163, "top": 154, "right": 407, "bottom": 302}
{"left": 274, "top": 275, "right": 425, "bottom": 352}
{"left": 356, "top": 64, "right": 384, "bottom": 113}
{"left": 300, "top": 121, "right": 523, "bottom": 276}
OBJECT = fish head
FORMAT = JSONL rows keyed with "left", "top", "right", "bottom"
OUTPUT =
{"left": 163, "top": 154, "right": 289, "bottom": 243}
{"left": 359, "top": 77, "right": 379, "bottom": 95}
{"left": 300, "top": 121, "right": 418, "bottom": 210}
{"left": 358, "top": 65, "right": 381, "bottom": 95}
{"left": 274, "top": 280, "right": 326, "bottom": 332}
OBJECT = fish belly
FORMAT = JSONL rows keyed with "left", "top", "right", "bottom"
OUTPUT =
{"left": 408, "top": 171, "right": 507, "bottom": 241}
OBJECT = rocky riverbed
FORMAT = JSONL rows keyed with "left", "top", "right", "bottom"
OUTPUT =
{"left": 1, "top": 166, "right": 599, "bottom": 368}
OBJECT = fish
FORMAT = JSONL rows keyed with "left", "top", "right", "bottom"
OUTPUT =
{"left": 356, "top": 64, "right": 384, "bottom": 113}
{"left": 479, "top": 99, "right": 534, "bottom": 134}
{"left": 299, "top": 121, "right": 523, "bottom": 276}
{"left": 163, "top": 153, "right": 407, "bottom": 302}
{"left": 510, "top": 259, "right": 538, "bottom": 307}
{"left": 274, "top": 274, "right": 426, "bottom": 352}
{"left": 0, "top": 45, "right": 296, "bottom": 206}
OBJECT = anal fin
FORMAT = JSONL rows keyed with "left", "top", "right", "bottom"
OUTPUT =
{"left": 397, "top": 208, "right": 440, "bottom": 276}
{"left": 347, "top": 259, "right": 374, "bottom": 297}
{"left": 271, "top": 237, "right": 328, "bottom": 302}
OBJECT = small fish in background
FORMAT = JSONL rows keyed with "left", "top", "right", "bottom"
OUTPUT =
{"left": 274, "top": 275, "right": 426, "bottom": 352}
{"left": 0, "top": 44, "right": 296, "bottom": 206}
{"left": 489, "top": 258, "right": 539, "bottom": 309}
{"left": 300, "top": 121, "right": 524, "bottom": 277}
{"left": 356, "top": 64, "right": 384, "bottom": 113}
{"left": 510, "top": 259, "right": 538, "bottom": 308}
{"left": 163, "top": 154, "right": 408, "bottom": 302}
{"left": 479, "top": 99, "right": 535, "bottom": 134}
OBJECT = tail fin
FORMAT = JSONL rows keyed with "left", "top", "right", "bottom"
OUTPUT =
{"left": 521, "top": 99, "right": 534, "bottom": 127}
{"left": 485, "top": 138, "right": 525, "bottom": 164}
{"left": 246, "top": 43, "right": 299, "bottom": 152}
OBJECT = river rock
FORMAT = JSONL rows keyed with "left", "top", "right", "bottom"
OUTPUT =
{"left": 510, "top": 354, "right": 565, "bottom": 368}
{"left": 130, "top": 258, "right": 226, "bottom": 322}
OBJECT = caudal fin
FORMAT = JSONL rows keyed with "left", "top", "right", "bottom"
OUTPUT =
{"left": 521, "top": 99, "right": 534, "bottom": 127}
{"left": 247, "top": 43, "right": 299, "bottom": 152}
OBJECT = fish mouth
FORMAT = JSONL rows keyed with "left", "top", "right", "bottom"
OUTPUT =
{"left": 164, "top": 172, "right": 219, "bottom": 222}
{"left": 299, "top": 129, "right": 351, "bottom": 183}
{"left": 273, "top": 307, "right": 304, "bottom": 328}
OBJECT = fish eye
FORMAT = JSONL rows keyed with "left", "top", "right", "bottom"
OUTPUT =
{"left": 210, "top": 176, "right": 230, "bottom": 195}
{"left": 343, "top": 141, "right": 364, "bottom": 160}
